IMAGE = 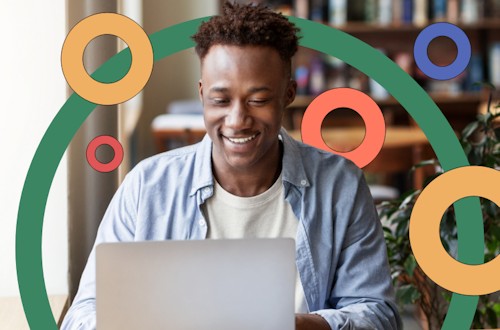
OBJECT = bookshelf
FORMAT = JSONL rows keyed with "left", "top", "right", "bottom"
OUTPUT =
{"left": 325, "top": 17, "right": 500, "bottom": 33}
{"left": 224, "top": 0, "right": 500, "bottom": 132}
{"left": 290, "top": 91, "right": 483, "bottom": 108}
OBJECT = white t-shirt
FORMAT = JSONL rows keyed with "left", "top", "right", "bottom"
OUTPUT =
{"left": 201, "top": 172, "right": 309, "bottom": 313}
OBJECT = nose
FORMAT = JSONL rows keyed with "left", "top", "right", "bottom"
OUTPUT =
{"left": 225, "top": 100, "right": 252, "bottom": 130}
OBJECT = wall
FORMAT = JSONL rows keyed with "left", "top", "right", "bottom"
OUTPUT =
{"left": 0, "top": 1, "right": 68, "bottom": 296}
{"left": 135, "top": 0, "right": 219, "bottom": 163}
{"left": 0, "top": 0, "right": 219, "bottom": 299}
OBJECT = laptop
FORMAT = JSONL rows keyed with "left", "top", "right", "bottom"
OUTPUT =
{"left": 96, "top": 238, "right": 296, "bottom": 330}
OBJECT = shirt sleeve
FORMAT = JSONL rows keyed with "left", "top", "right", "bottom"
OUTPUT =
{"left": 312, "top": 175, "right": 402, "bottom": 330}
{"left": 60, "top": 171, "right": 138, "bottom": 330}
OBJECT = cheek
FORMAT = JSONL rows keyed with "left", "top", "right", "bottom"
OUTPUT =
{"left": 203, "top": 110, "right": 222, "bottom": 129}
{"left": 262, "top": 110, "right": 284, "bottom": 128}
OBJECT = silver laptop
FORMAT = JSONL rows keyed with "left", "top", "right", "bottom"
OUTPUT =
{"left": 96, "top": 238, "right": 296, "bottom": 330}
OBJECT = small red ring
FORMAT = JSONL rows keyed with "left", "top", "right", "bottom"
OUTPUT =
{"left": 86, "top": 135, "right": 123, "bottom": 172}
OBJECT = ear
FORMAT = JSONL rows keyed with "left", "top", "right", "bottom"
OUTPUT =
{"left": 198, "top": 79, "right": 204, "bottom": 104}
{"left": 285, "top": 80, "right": 297, "bottom": 108}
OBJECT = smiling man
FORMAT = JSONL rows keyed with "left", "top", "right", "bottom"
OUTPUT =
{"left": 61, "top": 2, "right": 401, "bottom": 330}
{"left": 190, "top": 3, "right": 400, "bottom": 329}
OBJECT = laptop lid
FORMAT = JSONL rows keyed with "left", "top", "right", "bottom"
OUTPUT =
{"left": 96, "top": 238, "right": 296, "bottom": 330}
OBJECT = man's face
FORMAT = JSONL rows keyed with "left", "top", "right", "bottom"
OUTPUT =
{"left": 199, "top": 45, "right": 296, "bottom": 170}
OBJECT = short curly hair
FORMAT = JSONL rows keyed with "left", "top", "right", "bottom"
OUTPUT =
{"left": 191, "top": 1, "right": 301, "bottom": 77}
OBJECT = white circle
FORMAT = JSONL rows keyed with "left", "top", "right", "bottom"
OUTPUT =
{"left": 301, "top": 180, "right": 307, "bottom": 186}
{"left": 204, "top": 187, "right": 210, "bottom": 193}
{"left": 198, "top": 219, "right": 206, "bottom": 227}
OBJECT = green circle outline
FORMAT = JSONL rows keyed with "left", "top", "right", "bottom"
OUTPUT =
{"left": 16, "top": 16, "right": 483, "bottom": 330}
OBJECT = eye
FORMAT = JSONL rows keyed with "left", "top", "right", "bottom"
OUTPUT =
{"left": 250, "top": 100, "right": 268, "bottom": 105}
{"left": 213, "top": 99, "right": 229, "bottom": 105}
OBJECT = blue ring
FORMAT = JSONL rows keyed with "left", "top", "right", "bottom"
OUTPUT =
{"left": 414, "top": 22, "right": 471, "bottom": 80}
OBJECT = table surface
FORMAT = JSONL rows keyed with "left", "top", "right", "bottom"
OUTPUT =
{"left": 288, "top": 126, "right": 431, "bottom": 151}
{"left": 0, "top": 295, "right": 68, "bottom": 330}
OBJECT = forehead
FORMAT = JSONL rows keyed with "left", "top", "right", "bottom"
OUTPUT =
{"left": 200, "top": 45, "right": 287, "bottom": 88}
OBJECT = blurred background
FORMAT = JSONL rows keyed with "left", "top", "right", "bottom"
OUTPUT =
{"left": 1, "top": 0, "right": 499, "bottom": 329}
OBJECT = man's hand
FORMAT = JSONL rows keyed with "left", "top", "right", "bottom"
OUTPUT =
{"left": 295, "top": 313, "right": 331, "bottom": 330}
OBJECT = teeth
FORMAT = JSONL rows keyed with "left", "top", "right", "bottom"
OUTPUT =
{"left": 228, "top": 134, "right": 256, "bottom": 143}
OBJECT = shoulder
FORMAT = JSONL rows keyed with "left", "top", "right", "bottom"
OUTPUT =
{"left": 289, "top": 137, "right": 364, "bottom": 184}
{"left": 124, "top": 143, "right": 200, "bottom": 186}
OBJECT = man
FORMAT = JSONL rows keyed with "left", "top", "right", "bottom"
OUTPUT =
{"left": 62, "top": 2, "right": 401, "bottom": 329}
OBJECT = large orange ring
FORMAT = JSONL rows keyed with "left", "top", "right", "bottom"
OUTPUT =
{"left": 300, "top": 88, "right": 386, "bottom": 168}
{"left": 61, "top": 13, "right": 153, "bottom": 105}
{"left": 410, "top": 166, "right": 500, "bottom": 295}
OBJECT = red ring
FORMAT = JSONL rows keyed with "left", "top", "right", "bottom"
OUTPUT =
{"left": 86, "top": 135, "right": 123, "bottom": 172}
{"left": 300, "top": 88, "right": 386, "bottom": 168}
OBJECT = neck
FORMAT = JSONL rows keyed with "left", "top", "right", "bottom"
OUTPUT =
{"left": 212, "top": 138, "right": 283, "bottom": 197}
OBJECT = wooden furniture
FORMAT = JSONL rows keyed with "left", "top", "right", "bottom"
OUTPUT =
{"left": 0, "top": 295, "right": 69, "bottom": 330}
{"left": 153, "top": 127, "right": 207, "bottom": 153}
{"left": 288, "top": 127, "right": 437, "bottom": 189}
{"left": 153, "top": 121, "right": 439, "bottom": 189}
{"left": 151, "top": 114, "right": 207, "bottom": 153}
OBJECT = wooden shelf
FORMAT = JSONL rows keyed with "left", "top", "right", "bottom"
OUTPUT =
{"left": 289, "top": 92, "right": 482, "bottom": 108}
{"left": 323, "top": 18, "right": 500, "bottom": 34}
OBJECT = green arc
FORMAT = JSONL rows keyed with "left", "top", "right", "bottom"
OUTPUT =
{"left": 16, "top": 16, "right": 483, "bottom": 330}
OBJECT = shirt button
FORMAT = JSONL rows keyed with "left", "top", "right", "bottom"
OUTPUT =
{"left": 203, "top": 187, "right": 210, "bottom": 193}
{"left": 199, "top": 219, "right": 206, "bottom": 227}
{"left": 301, "top": 180, "right": 307, "bottom": 186}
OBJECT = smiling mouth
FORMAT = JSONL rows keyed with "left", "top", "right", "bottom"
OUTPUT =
{"left": 225, "top": 134, "right": 257, "bottom": 144}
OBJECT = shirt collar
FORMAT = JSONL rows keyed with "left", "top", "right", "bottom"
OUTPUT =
{"left": 189, "top": 127, "right": 309, "bottom": 196}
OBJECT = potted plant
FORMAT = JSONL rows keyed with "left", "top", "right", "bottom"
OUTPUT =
{"left": 378, "top": 83, "right": 500, "bottom": 330}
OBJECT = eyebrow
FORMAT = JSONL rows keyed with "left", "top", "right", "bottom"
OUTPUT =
{"left": 209, "top": 87, "right": 229, "bottom": 93}
{"left": 209, "top": 86, "right": 272, "bottom": 93}
{"left": 248, "top": 87, "right": 271, "bottom": 93}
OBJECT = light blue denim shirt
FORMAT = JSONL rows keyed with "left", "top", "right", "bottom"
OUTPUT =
{"left": 61, "top": 127, "right": 401, "bottom": 330}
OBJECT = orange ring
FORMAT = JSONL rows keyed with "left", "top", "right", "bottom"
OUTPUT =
{"left": 410, "top": 166, "right": 500, "bottom": 295}
{"left": 61, "top": 13, "right": 153, "bottom": 105}
{"left": 300, "top": 88, "right": 386, "bottom": 168}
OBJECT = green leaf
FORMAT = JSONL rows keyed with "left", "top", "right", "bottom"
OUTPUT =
{"left": 462, "top": 121, "right": 480, "bottom": 139}
{"left": 470, "top": 81, "right": 496, "bottom": 91}
{"left": 403, "top": 255, "right": 417, "bottom": 278}
{"left": 441, "top": 237, "right": 451, "bottom": 253}
{"left": 490, "top": 226, "right": 500, "bottom": 243}
{"left": 410, "top": 288, "right": 421, "bottom": 302}
{"left": 423, "top": 172, "right": 442, "bottom": 189}
{"left": 409, "top": 159, "right": 440, "bottom": 174}
{"left": 440, "top": 210, "right": 456, "bottom": 236}
{"left": 486, "top": 239, "right": 499, "bottom": 255}
{"left": 399, "top": 191, "right": 420, "bottom": 210}
{"left": 378, "top": 200, "right": 397, "bottom": 208}
{"left": 396, "top": 284, "right": 420, "bottom": 305}
{"left": 495, "top": 127, "right": 500, "bottom": 141}
{"left": 396, "top": 219, "right": 408, "bottom": 238}
{"left": 380, "top": 208, "right": 397, "bottom": 221}
{"left": 391, "top": 269, "right": 403, "bottom": 283}
{"left": 477, "top": 112, "right": 492, "bottom": 125}
{"left": 462, "top": 141, "right": 472, "bottom": 156}
{"left": 391, "top": 213, "right": 410, "bottom": 225}
{"left": 442, "top": 292, "right": 452, "bottom": 303}
{"left": 486, "top": 307, "right": 498, "bottom": 328}
{"left": 382, "top": 226, "right": 392, "bottom": 234}
{"left": 484, "top": 199, "right": 499, "bottom": 218}
{"left": 493, "top": 303, "right": 500, "bottom": 314}
{"left": 398, "top": 189, "right": 418, "bottom": 203}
